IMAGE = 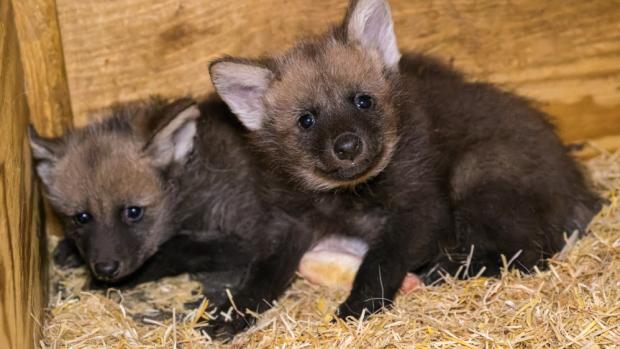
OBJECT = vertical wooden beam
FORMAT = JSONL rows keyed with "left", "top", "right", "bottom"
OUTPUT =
{"left": 0, "top": 1, "right": 47, "bottom": 348}
{"left": 11, "top": 0, "right": 74, "bottom": 238}
{"left": 11, "top": 0, "right": 73, "bottom": 135}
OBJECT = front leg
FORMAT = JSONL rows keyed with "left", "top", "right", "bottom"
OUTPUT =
{"left": 336, "top": 223, "right": 412, "bottom": 319}
{"left": 203, "top": 223, "right": 314, "bottom": 339}
{"left": 337, "top": 201, "right": 448, "bottom": 319}
{"left": 91, "top": 234, "right": 251, "bottom": 289}
{"left": 53, "top": 238, "right": 84, "bottom": 268}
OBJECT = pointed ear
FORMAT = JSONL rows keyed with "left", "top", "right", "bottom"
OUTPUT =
{"left": 140, "top": 98, "right": 201, "bottom": 168}
{"left": 345, "top": 0, "right": 401, "bottom": 70}
{"left": 209, "top": 59, "right": 274, "bottom": 130}
{"left": 28, "top": 125, "right": 64, "bottom": 187}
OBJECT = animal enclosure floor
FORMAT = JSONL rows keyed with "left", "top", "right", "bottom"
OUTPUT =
{"left": 41, "top": 151, "right": 620, "bottom": 348}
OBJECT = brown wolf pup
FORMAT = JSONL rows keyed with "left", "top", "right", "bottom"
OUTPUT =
{"left": 29, "top": 96, "right": 312, "bottom": 337}
{"left": 210, "top": 0, "right": 601, "bottom": 321}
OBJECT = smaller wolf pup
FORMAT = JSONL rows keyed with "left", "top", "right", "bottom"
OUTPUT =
{"left": 29, "top": 96, "right": 304, "bottom": 337}
{"left": 210, "top": 0, "right": 601, "bottom": 321}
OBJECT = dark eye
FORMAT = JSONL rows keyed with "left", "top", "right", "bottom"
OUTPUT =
{"left": 73, "top": 212, "right": 92, "bottom": 226}
{"left": 123, "top": 206, "right": 144, "bottom": 223}
{"left": 298, "top": 112, "right": 316, "bottom": 130}
{"left": 354, "top": 94, "right": 373, "bottom": 110}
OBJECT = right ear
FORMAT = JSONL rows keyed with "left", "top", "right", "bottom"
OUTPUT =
{"left": 209, "top": 59, "right": 274, "bottom": 131}
{"left": 344, "top": 0, "right": 401, "bottom": 70}
{"left": 138, "top": 98, "right": 201, "bottom": 168}
{"left": 28, "top": 125, "right": 64, "bottom": 187}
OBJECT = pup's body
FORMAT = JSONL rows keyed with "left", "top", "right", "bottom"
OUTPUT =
{"left": 211, "top": 0, "right": 601, "bottom": 321}
{"left": 30, "top": 96, "right": 305, "bottom": 336}
{"left": 31, "top": 97, "right": 259, "bottom": 281}
{"left": 401, "top": 54, "right": 601, "bottom": 277}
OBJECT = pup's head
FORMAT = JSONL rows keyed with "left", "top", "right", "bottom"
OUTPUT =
{"left": 210, "top": 0, "right": 402, "bottom": 191}
{"left": 29, "top": 97, "right": 200, "bottom": 282}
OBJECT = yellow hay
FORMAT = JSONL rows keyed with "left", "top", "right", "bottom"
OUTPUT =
{"left": 41, "top": 151, "right": 620, "bottom": 348}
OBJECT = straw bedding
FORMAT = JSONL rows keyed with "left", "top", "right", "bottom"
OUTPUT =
{"left": 41, "top": 149, "right": 620, "bottom": 348}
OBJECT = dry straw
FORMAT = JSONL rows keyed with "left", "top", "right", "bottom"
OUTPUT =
{"left": 42, "top": 149, "right": 620, "bottom": 348}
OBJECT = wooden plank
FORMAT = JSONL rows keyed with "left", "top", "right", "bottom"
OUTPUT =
{"left": 12, "top": 0, "right": 73, "bottom": 238}
{"left": 55, "top": 0, "right": 620, "bottom": 146}
{"left": 54, "top": 0, "right": 347, "bottom": 125}
{"left": 0, "top": 1, "right": 47, "bottom": 348}
{"left": 11, "top": 0, "right": 74, "bottom": 136}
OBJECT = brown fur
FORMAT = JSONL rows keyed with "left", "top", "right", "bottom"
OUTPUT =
{"left": 30, "top": 96, "right": 319, "bottom": 339}
{"left": 30, "top": 99, "right": 189, "bottom": 280}
{"left": 267, "top": 40, "right": 400, "bottom": 189}
{"left": 210, "top": 0, "right": 601, "bottom": 323}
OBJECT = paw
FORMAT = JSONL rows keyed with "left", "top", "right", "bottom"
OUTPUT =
{"left": 188, "top": 298, "right": 255, "bottom": 340}
{"left": 202, "top": 313, "right": 254, "bottom": 341}
{"left": 335, "top": 297, "right": 390, "bottom": 320}
{"left": 400, "top": 272, "right": 423, "bottom": 294}
{"left": 52, "top": 239, "right": 84, "bottom": 268}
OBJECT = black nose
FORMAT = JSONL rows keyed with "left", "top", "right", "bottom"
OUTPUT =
{"left": 94, "top": 261, "right": 120, "bottom": 278}
{"left": 333, "top": 133, "right": 362, "bottom": 161}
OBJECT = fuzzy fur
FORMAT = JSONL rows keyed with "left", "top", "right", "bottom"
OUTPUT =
{"left": 31, "top": 96, "right": 306, "bottom": 338}
{"left": 210, "top": 0, "right": 601, "bottom": 322}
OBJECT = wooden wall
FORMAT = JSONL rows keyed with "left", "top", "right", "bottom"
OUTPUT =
{"left": 54, "top": 0, "right": 620, "bottom": 150}
{"left": 12, "top": 0, "right": 74, "bottom": 239}
{"left": 0, "top": 1, "right": 616, "bottom": 345}
{"left": 0, "top": 1, "right": 48, "bottom": 348}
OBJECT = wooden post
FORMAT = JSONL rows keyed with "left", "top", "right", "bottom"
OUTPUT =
{"left": 12, "top": 0, "right": 74, "bottom": 239}
{"left": 11, "top": 0, "right": 74, "bottom": 135}
{"left": 0, "top": 1, "right": 47, "bottom": 348}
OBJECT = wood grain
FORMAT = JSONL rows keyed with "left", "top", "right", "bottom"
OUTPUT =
{"left": 0, "top": 1, "right": 47, "bottom": 348}
{"left": 55, "top": 0, "right": 620, "bottom": 146}
{"left": 12, "top": 0, "right": 73, "bottom": 238}
{"left": 11, "top": 0, "right": 73, "bottom": 137}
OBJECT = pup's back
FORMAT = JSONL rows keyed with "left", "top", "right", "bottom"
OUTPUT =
{"left": 400, "top": 54, "right": 601, "bottom": 277}
{"left": 31, "top": 96, "right": 266, "bottom": 282}
{"left": 174, "top": 97, "right": 266, "bottom": 242}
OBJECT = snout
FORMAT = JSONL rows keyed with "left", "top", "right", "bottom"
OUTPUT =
{"left": 318, "top": 131, "right": 384, "bottom": 181}
{"left": 93, "top": 260, "right": 121, "bottom": 280}
{"left": 333, "top": 132, "right": 363, "bottom": 161}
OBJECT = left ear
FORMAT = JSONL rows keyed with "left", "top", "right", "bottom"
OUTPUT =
{"left": 28, "top": 125, "right": 65, "bottom": 188}
{"left": 140, "top": 98, "right": 201, "bottom": 168}
{"left": 344, "top": 0, "right": 401, "bottom": 70}
{"left": 209, "top": 59, "right": 274, "bottom": 131}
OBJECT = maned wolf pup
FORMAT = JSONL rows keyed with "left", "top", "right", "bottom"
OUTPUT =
{"left": 210, "top": 0, "right": 601, "bottom": 320}
{"left": 29, "top": 96, "right": 304, "bottom": 335}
